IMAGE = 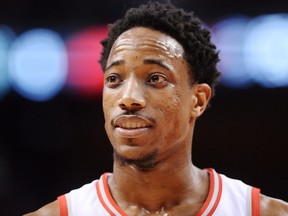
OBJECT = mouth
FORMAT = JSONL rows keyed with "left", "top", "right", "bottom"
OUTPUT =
{"left": 114, "top": 115, "right": 152, "bottom": 128}
{"left": 113, "top": 115, "right": 152, "bottom": 138}
{"left": 117, "top": 122, "right": 151, "bottom": 129}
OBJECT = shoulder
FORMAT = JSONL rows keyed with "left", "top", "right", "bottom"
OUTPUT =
{"left": 23, "top": 200, "right": 60, "bottom": 216}
{"left": 23, "top": 179, "right": 100, "bottom": 216}
{"left": 260, "top": 194, "right": 288, "bottom": 216}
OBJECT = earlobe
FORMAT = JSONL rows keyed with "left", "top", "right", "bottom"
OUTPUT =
{"left": 190, "top": 83, "right": 212, "bottom": 118}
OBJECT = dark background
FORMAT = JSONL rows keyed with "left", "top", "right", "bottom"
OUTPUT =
{"left": 0, "top": 0, "right": 288, "bottom": 215}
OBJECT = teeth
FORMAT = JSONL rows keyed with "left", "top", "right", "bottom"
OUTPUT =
{"left": 118, "top": 123, "right": 148, "bottom": 129}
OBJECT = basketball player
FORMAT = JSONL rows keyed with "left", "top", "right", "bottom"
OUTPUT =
{"left": 24, "top": 2, "right": 288, "bottom": 215}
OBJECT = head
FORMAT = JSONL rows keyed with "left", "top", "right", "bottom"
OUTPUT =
{"left": 100, "top": 2, "right": 220, "bottom": 169}
{"left": 100, "top": 1, "right": 220, "bottom": 93}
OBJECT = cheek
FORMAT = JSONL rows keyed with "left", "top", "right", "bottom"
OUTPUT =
{"left": 154, "top": 90, "right": 190, "bottom": 139}
{"left": 102, "top": 89, "right": 116, "bottom": 119}
{"left": 153, "top": 91, "right": 182, "bottom": 127}
{"left": 155, "top": 88, "right": 181, "bottom": 116}
{"left": 102, "top": 97, "right": 109, "bottom": 119}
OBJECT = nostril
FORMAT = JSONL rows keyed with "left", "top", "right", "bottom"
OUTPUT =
{"left": 118, "top": 102, "right": 142, "bottom": 109}
{"left": 117, "top": 95, "right": 146, "bottom": 111}
{"left": 119, "top": 103, "right": 126, "bottom": 108}
{"left": 118, "top": 100, "right": 145, "bottom": 111}
{"left": 131, "top": 103, "right": 141, "bottom": 106}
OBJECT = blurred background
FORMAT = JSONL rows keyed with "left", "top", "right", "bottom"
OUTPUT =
{"left": 0, "top": 0, "right": 288, "bottom": 215}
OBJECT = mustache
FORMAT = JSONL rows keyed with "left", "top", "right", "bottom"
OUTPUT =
{"left": 110, "top": 111, "right": 156, "bottom": 125}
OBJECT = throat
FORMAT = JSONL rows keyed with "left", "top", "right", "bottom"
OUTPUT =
{"left": 139, "top": 207, "right": 169, "bottom": 216}
{"left": 109, "top": 164, "right": 210, "bottom": 216}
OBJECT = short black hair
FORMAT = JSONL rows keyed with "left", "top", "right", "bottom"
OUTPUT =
{"left": 100, "top": 1, "right": 220, "bottom": 94}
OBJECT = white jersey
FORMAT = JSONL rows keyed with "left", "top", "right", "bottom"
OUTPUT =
{"left": 58, "top": 168, "right": 260, "bottom": 216}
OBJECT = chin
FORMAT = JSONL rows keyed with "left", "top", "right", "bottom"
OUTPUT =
{"left": 113, "top": 147, "right": 159, "bottom": 169}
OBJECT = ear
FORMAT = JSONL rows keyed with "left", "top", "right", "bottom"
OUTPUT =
{"left": 190, "top": 83, "right": 212, "bottom": 118}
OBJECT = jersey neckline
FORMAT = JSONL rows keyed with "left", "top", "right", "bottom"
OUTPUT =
{"left": 95, "top": 168, "right": 223, "bottom": 216}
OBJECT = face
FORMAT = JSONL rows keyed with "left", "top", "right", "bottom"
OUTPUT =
{"left": 103, "top": 27, "right": 204, "bottom": 166}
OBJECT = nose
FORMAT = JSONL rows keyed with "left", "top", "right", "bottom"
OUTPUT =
{"left": 117, "top": 77, "right": 145, "bottom": 112}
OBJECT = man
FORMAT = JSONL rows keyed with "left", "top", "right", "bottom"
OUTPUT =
{"left": 25, "top": 2, "right": 288, "bottom": 215}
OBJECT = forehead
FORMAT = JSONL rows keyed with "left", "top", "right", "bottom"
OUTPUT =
{"left": 108, "top": 27, "right": 185, "bottom": 62}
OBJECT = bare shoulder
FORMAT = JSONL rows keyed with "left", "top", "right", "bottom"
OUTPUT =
{"left": 260, "top": 194, "right": 288, "bottom": 216}
{"left": 23, "top": 200, "right": 60, "bottom": 216}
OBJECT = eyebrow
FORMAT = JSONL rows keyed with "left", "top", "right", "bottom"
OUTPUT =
{"left": 143, "top": 59, "right": 172, "bottom": 71}
{"left": 105, "top": 60, "right": 125, "bottom": 71}
{"left": 105, "top": 58, "right": 172, "bottom": 72}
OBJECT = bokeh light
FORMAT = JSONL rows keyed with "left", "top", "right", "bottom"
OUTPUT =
{"left": 8, "top": 29, "right": 68, "bottom": 101}
{"left": 1, "top": 15, "right": 288, "bottom": 102}
{"left": 66, "top": 26, "right": 108, "bottom": 97}
{"left": 243, "top": 14, "right": 288, "bottom": 87}
{"left": 213, "top": 16, "right": 252, "bottom": 88}
{"left": 0, "top": 26, "right": 15, "bottom": 99}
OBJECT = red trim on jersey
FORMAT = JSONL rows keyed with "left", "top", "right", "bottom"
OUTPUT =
{"left": 96, "top": 179, "right": 115, "bottom": 215}
{"left": 195, "top": 169, "right": 215, "bottom": 216}
{"left": 251, "top": 187, "right": 260, "bottom": 216}
{"left": 96, "top": 173, "right": 127, "bottom": 216}
{"left": 208, "top": 173, "right": 223, "bottom": 215}
{"left": 57, "top": 195, "right": 68, "bottom": 216}
{"left": 96, "top": 170, "right": 223, "bottom": 216}
{"left": 102, "top": 173, "right": 128, "bottom": 215}
{"left": 195, "top": 168, "right": 222, "bottom": 216}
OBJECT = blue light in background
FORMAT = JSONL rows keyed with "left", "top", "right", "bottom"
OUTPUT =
{"left": 212, "top": 16, "right": 252, "bottom": 88}
{"left": 2, "top": 14, "right": 288, "bottom": 102}
{"left": 243, "top": 14, "right": 288, "bottom": 88}
{"left": 0, "top": 26, "right": 15, "bottom": 99}
{"left": 8, "top": 29, "right": 68, "bottom": 101}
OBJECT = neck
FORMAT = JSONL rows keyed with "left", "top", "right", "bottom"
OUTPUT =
{"left": 108, "top": 154, "right": 209, "bottom": 214}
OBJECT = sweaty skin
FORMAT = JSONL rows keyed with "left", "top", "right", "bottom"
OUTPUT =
{"left": 24, "top": 27, "right": 288, "bottom": 216}
{"left": 102, "top": 27, "right": 211, "bottom": 215}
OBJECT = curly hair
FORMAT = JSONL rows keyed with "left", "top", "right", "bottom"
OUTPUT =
{"left": 100, "top": 1, "right": 221, "bottom": 93}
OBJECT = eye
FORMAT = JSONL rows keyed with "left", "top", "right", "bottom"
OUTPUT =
{"left": 106, "top": 74, "right": 122, "bottom": 87}
{"left": 147, "top": 73, "right": 168, "bottom": 87}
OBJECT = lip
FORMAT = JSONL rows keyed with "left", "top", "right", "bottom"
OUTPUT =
{"left": 113, "top": 115, "right": 152, "bottom": 138}
{"left": 115, "top": 127, "right": 150, "bottom": 138}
